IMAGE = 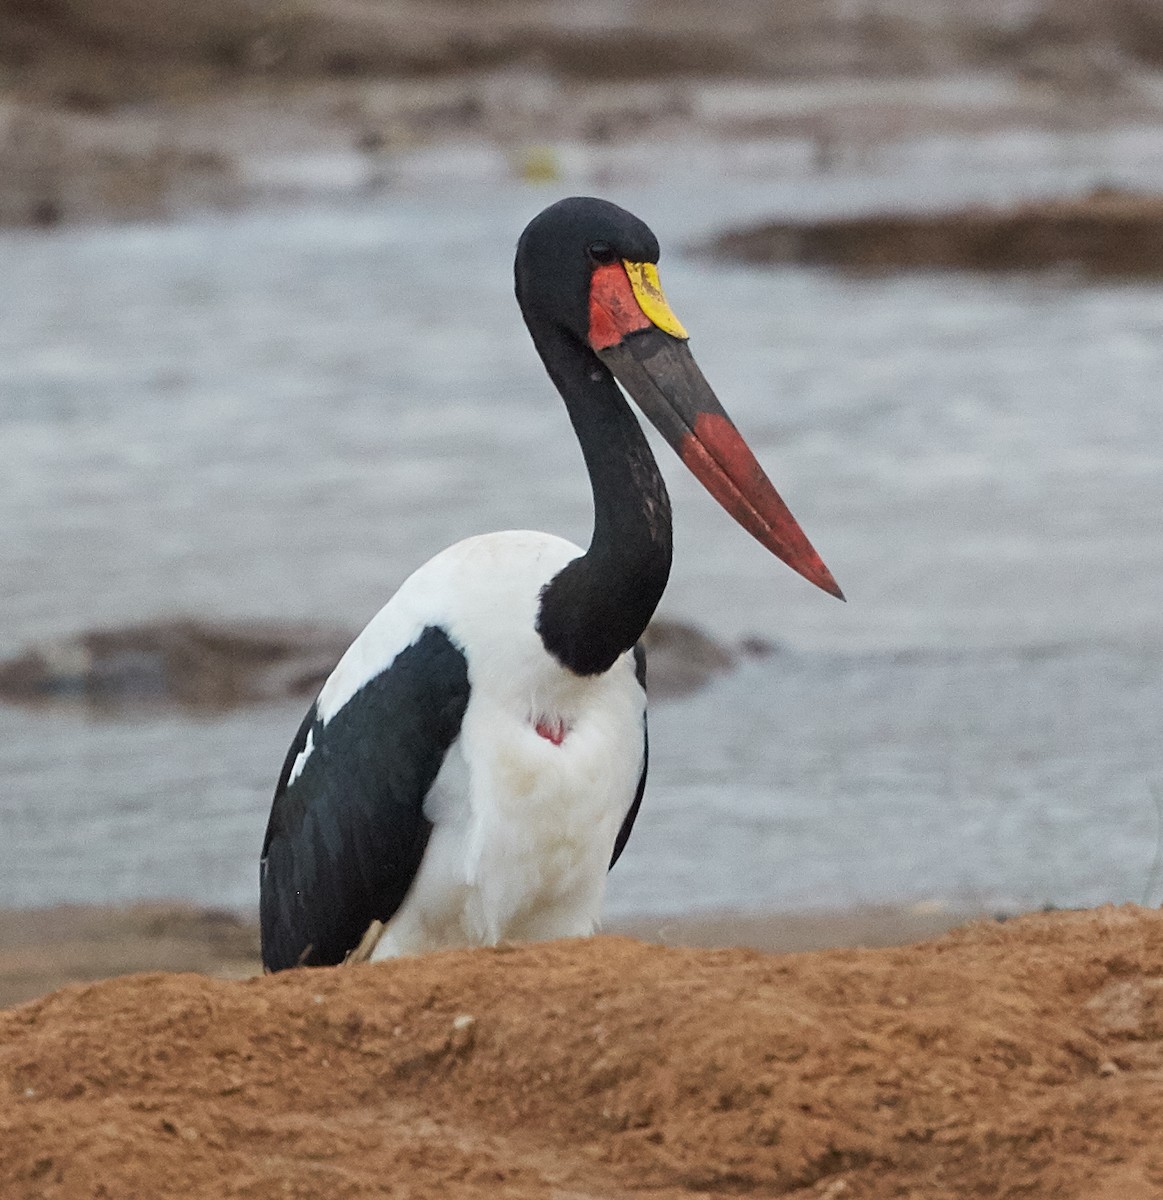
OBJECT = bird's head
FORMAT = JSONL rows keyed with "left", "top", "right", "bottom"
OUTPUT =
{"left": 516, "top": 196, "right": 843, "bottom": 601}
{"left": 516, "top": 196, "right": 666, "bottom": 345}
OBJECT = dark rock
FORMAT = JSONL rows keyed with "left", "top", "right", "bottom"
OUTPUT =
{"left": 0, "top": 616, "right": 756, "bottom": 713}
{"left": 0, "top": 619, "right": 354, "bottom": 712}
{"left": 704, "top": 187, "right": 1163, "bottom": 279}
{"left": 640, "top": 618, "right": 737, "bottom": 701}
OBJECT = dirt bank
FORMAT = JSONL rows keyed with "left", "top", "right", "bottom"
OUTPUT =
{"left": 2, "top": 906, "right": 1161, "bottom": 1198}
{"left": 707, "top": 187, "right": 1163, "bottom": 277}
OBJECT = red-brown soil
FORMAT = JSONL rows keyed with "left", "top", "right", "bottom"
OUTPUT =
{"left": 3, "top": 905, "right": 1161, "bottom": 1199}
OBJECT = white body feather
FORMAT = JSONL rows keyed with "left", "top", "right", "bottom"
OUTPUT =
{"left": 306, "top": 530, "right": 646, "bottom": 958}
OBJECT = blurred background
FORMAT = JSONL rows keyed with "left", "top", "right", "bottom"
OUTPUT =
{"left": 1, "top": 0, "right": 1161, "bottom": 1000}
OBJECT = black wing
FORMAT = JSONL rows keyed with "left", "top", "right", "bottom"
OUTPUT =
{"left": 259, "top": 625, "right": 470, "bottom": 971}
{"left": 610, "top": 641, "right": 647, "bottom": 869}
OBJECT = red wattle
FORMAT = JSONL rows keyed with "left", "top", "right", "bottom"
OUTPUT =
{"left": 588, "top": 262, "right": 652, "bottom": 350}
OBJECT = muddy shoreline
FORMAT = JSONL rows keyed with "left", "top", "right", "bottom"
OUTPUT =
{"left": 0, "top": 900, "right": 984, "bottom": 1010}
{"left": 6, "top": 0, "right": 1163, "bottom": 228}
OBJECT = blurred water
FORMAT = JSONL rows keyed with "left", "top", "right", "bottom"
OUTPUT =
{"left": 1, "top": 159, "right": 1161, "bottom": 917}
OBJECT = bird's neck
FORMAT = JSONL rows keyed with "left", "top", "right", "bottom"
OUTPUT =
{"left": 530, "top": 321, "right": 673, "bottom": 676}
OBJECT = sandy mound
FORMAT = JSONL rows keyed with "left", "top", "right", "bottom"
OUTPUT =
{"left": 3, "top": 906, "right": 1161, "bottom": 1198}
{"left": 707, "top": 188, "right": 1163, "bottom": 278}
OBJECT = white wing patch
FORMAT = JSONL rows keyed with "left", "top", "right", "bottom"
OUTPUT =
{"left": 287, "top": 726, "right": 315, "bottom": 787}
{"left": 316, "top": 530, "right": 585, "bottom": 725}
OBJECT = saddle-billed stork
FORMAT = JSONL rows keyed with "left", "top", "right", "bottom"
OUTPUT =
{"left": 260, "top": 196, "right": 841, "bottom": 971}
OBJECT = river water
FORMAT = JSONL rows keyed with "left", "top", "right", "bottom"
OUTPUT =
{"left": 2, "top": 137, "right": 1162, "bottom": 918}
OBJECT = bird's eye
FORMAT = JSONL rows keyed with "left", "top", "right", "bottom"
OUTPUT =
{"left": 587, "top": 241, "right": 618, "bottom": 265}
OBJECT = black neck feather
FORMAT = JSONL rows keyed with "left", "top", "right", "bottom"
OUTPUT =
{"left": 527, "top": 320, "right": 673, "bottom": 676}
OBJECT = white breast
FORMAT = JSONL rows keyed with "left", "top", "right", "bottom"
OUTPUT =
{"left": 315, "top": 531, "right": 647, "bottom": 957}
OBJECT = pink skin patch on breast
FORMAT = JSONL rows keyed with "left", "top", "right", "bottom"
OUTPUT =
{"left": 534, "top": 718, "right": 566, "bottom": 745}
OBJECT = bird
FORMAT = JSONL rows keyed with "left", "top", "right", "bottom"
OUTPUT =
{"left": 259, "top": 196, "right": 842, "bottom": 972}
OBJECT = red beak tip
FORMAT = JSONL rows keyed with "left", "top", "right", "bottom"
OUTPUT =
{"left": 805, "top": 566, "right": 845, "bottom": 601}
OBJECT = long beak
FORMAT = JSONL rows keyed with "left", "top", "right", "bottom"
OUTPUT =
{"left": 589, "top": 263, "right": 843, "bottom": 600}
